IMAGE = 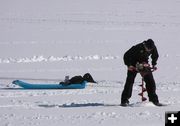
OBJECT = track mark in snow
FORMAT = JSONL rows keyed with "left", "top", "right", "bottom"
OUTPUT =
{"left": 0, "top": 55, "right": 120, "bottom": 64}
{"left": 1, "top": 16, "right": 179, "bottom": 29}
{"left": 1, "top": 54, "right": 180, "bottom": 64}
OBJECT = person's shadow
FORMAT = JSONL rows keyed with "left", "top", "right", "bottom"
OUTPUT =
{"left": 38, "top": 102, "right": 119, "bottom": 108}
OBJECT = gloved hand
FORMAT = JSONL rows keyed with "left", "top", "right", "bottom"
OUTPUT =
{"left": 152, "top": 65, "right": 157, "bottom": 71}
{"left": 128, "top": 65, "right": 136, "bottom": 71}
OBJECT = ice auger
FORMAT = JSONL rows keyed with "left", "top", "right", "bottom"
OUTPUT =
{"left": 136, "top": 63, "right": 156, "bottom": 102}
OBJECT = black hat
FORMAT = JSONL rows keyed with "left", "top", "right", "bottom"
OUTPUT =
{"left": 144, "top": 39, "right": 155, "bottom": 49}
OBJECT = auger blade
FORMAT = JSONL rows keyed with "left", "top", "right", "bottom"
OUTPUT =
{"left": 142, "top": 88, "right": 147, "bottom": 92}
{"left": 142, "top": 97, "right": 147, "bottom": 101}
{"left": 138, "top": 92, "right": 143, "bottom": 96}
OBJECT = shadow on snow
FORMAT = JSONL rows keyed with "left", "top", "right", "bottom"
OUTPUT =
{"left": 38, "top": 103, "right": 120, "bottom": 108}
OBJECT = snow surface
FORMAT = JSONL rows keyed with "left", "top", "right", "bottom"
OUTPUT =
{"left": 0, "top": 0, "right": 180, "bottom": 126}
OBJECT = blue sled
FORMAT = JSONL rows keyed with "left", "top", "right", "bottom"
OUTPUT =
{"left": 12, "top": 80, "right": 87, "bottom": 89}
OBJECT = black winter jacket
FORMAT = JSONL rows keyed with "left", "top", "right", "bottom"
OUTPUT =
{"left": 123, "top": 43, "right": 159, "bottom": 67}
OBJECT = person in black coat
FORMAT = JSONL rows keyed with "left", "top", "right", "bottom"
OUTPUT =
{"left": 60, "top": 73, "right": 97, "bottom": 85}
{"left": 121, "top": 39, "right": 162, "bottom": 106}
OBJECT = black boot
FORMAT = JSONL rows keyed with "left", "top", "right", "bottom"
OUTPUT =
{"left": 152, "top": 102, "right": 165, "bottom": 106}
{"left": 121, "top": 100, "right": 129, "bottom": 107}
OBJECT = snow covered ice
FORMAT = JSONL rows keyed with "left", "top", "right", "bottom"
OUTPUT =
{"left": 0, "top": 0, "right": 180, "bottom": 126}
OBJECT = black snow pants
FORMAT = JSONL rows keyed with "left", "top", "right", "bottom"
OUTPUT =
{"left": 121, "top": 70, "right": 159, "bottom": 104}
